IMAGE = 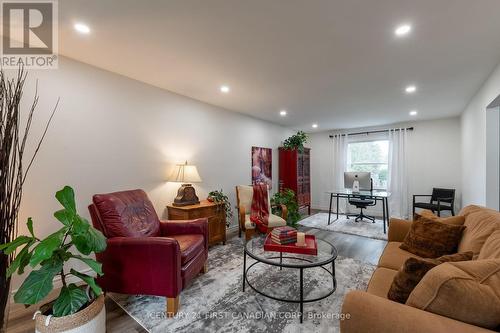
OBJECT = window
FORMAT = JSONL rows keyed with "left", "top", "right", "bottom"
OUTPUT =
{"left": 347, "top": 140, "right": 389, "bottom": 189}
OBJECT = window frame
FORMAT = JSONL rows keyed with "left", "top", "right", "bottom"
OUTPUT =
{"left": 346, "top": 137, "right": 389, "bottom": 190}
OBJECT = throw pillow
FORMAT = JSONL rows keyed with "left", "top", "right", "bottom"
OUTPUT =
{"left": 400, "top": 216, "right": 466, "bottom": 258}
{"left": 416, "top": 210, "right": 465, "bottom": 226}
{"left": 387, "top": 252, "right": 473, "bottom": 303}
{"left": 406, "top": 259, "right": 500, "bottom": 329}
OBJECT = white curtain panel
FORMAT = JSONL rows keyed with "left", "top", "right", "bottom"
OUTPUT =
{"left": 388, "top": 128, "right": 409, "bottom": 218}
{"left": 332, "top": 134, "right": 349, "bottom": 213}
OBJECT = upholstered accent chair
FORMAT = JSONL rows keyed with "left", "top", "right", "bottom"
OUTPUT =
{"left": 235, "top": 185, "right": 287, "bottom": 240}
{"left": 88, "top": 189, "right": 208, "bottom": 317}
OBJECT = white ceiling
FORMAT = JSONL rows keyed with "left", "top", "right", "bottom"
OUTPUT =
{"left": 58, "top": 0, "right": 500, "bottom": 131}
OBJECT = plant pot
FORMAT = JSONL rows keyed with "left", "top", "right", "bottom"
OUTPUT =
{"left": 34, "top": 294, "right": 105, "bottom": 333}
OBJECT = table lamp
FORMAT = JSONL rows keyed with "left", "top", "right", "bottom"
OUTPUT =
{"left": 168, "top": 161, "right": 202, "bottom": 206}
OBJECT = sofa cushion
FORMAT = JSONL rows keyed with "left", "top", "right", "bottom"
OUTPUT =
{"left": 378, "top": 242, "right": 422, "bottom": 270}
{"left": 457, "top": 206, "right": 500, "bottom": 257}
{"left": 367, "top": 267, "right": 398, "bottom": 298}
{"left": 417, "top": 210, "right": 465, "bottom": 226}
{"left": 387, "top": 252, "right": 473, "bottom": 304}
{"left": 478, "top": 229, "right": 500, "bottom": 260}
{"left": 168, "top": 234, "right": 204, "bottom": 265}
{"left": 400, "top": 216, "right": 465, "bottom": 258}
{"left": 407, "top": 259, "right": 500, "bottom": 329}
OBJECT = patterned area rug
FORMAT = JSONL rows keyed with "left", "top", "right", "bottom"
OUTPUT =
{"left": 109, "top": 238, "right": 375, "bottom": 333}
{"left": 299, "top": 213, "right": 387, "bottom": 241}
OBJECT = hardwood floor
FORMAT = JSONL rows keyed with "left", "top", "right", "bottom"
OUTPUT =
{"left": 6, "top": 210, "right": 386, "bottom": 333}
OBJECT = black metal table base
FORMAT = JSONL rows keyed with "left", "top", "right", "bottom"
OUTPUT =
{"left": 327, "top": 193, "right": 389, "bottom": 234}
{"left": 242, "top": 252, "right": 336, "bottom": 323}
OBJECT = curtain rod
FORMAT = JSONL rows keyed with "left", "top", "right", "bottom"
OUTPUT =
{"left": 329, "top": 127, "right": 414, "bottom": 138}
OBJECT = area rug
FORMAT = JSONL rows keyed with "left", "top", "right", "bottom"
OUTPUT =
{"left": 299, "top": 213, "right": 387, "bottom": 241}
{"left": 109, "top": 238, "right": 375, "bottom": 333}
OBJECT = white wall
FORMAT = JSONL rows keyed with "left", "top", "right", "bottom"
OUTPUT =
{"left": 461, "top": 61, "right": 500, "bottom": 206}
{"left": 10, "top": 57, "right": 292, "bottom": 289}
{"left": 486, "top": 107, "right": 499, "bottom": 210}
{"left": 309, "top": 117, "right": 462, "bottom": 214}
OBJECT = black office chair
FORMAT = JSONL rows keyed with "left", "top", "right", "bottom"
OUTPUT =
{"left": 413, "top": 188, "right": 456, "bottom": 217}
{"left": 347, "top": 179, "right": 376, "bottom": 223}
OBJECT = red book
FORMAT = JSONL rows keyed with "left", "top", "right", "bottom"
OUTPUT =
{"left": 271, "top": 236, "right": 297, "bottom": 244}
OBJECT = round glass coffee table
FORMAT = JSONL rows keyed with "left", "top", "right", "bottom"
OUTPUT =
{"left": 242, "top": 236, "right": 338, "bottom": 323}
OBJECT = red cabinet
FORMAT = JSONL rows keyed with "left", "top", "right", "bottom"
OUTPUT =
{"left": 279, "top": 147, "right": 311, "bottom": 214}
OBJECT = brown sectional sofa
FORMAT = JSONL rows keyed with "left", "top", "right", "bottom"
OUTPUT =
{"left": 340, "top": 205, "right": 500, "bottom": 333}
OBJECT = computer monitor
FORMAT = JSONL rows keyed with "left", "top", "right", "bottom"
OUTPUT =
{"left": 344, "top": 172, "right": 372, "bottom": 190}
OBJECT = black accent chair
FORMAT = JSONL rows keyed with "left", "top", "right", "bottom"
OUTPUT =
{"left": 347, "top": 179, "right": 376, "bottom": 223}
{"left": 413, "top": 188, "right": 456, "bottom": 217}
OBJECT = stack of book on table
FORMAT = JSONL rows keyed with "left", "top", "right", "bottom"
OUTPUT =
{"left": 271, "top": 226, "right": 297, "bottom": 245}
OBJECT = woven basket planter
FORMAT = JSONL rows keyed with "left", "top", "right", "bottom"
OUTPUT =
{"left": 34, "top": 294, "right": 105, "bottom": 333}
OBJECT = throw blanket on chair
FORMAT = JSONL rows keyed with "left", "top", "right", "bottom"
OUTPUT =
{"left": 250, "top": 184, "right": 270, "bottom": 232}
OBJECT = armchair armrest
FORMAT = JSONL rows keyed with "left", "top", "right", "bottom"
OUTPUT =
{"left": 388, "top": 218, "right": 412, "bottom": 242}
{"left": 413, "top": 194, "right": 431, "bottom": 203}
{"left": 96, "top": 237, "right": 182, "bottom": 297}
{"left": 270, "top": 203, "right": 288, "bottom": 221}
{"left": 160, "top": 218, "right": 208, "bottom": 250}
{"left": 280, "top": 204, "right": 288, "bottom": 221}
{"left": 340, "top": 291, "right": 492, "bottom": 333}
{"left": 238, "top": 205, "right": 246, "bottom": 230}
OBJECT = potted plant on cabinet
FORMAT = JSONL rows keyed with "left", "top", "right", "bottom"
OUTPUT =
{"left": 282, "top": 131, "right": 308, "bottom": 153}
{"left": 207, "top": 189, "right": 233, "bottom": 227}
{"left": 0, "top": 186, "right": 107, "bottom": 333}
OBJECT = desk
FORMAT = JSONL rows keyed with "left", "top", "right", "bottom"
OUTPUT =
{"left": 326, "top": 190, "right": 390, "bottom": 234}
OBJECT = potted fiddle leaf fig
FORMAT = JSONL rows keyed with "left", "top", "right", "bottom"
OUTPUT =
{"left": 0, "top": 186, "right": 107, "bottom": 333}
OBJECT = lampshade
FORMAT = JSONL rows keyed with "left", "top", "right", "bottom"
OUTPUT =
{"left": 167, "top": 161, "right": 202, "bottom": 183}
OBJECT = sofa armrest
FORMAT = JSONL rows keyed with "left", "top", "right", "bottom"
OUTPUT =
{"left": 160, "top": 218, "right": 208, "bottom": 250}
{"left": 340, "top": 291, "right": 493, "bottom": 333}
{"left": 96, "top": 237, "right": 182, "bottom": 297}
{"left": 388, "top": 218, "right": 413, "bottom": 242}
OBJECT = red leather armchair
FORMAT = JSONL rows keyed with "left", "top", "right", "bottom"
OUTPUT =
{"left": 88, "top": 189, "right": 208, "bottom": 316}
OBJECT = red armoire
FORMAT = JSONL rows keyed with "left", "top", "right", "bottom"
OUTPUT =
{"left": 279, "top": 147, "right": 311, "bottom": 214}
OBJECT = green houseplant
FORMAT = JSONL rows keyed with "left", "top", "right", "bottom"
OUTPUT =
{"left": 0, "top": 186, "right": 107, "bottom": 330}
{"left": 208, "top": 189, "right": 233, "bottom": 227}
{"left": 282, "top": 131, "right": 308, "bottom": 153}
{"left": 271, "top": 189, "right": 301, "bottom": 227}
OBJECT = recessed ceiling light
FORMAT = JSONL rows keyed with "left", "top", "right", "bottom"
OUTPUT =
{"left": 395, "top": 24, "right": 412, "bottom": 37}
{"left": 409, "top": 110, "right": 418, "bottom": 116}
{"left": 280, "top": 110, "right": 287, "bottom": 116}
{"left": 405, "top": 85, "right": 417, "bottom": 94}
{"left": 312, "top": 123, "right": 318, "bottom": 128}
{"left": 220, "top": 85, "right": 230, "bottom": 93}
{"left": 74, "top": 23, "right": 90, "bottom": 34}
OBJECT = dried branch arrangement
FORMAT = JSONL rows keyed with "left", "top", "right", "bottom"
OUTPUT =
{"left": 0, "top": 67, "right": 57, "bottom": 330}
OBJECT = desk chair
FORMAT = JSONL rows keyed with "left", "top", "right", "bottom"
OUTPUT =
{"left": 413, "top": 188, "right": 456, "bottom": 217}
{"left": 346, "top": 179, "right": 376, "bottom": 223}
